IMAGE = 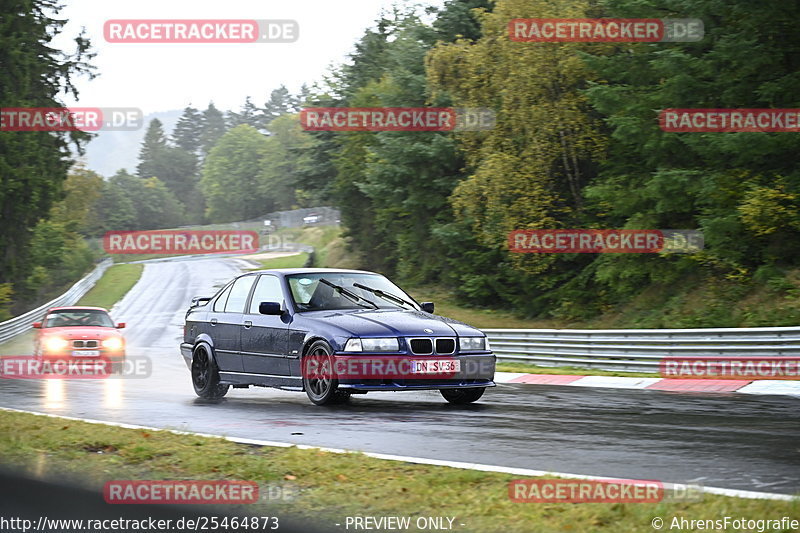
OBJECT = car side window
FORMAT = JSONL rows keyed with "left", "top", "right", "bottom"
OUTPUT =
{"left": 213, "top": 283, "right": 234, "bottom": 313}
{"left": 248, "top": 275, "right": 284, "bottom": 314}
{"left": 224, "top": 276, "right": 256, "bottom": 313}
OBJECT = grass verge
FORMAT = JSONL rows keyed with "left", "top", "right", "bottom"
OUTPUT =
{"left": 406, "top": 286, "right": 561, "bottom": 330}
{"left": 246, "top": 252, "right": 308, "bottom": 271}
{"left": 273, "top": 225, "right": 347, "bottom": 268}
{"left": 0, "top": 331, "right": 35, "bottom": 355}
{"left": 0, "top": 410, "right": 795, "bottom": 533}
{"left": 76, "top": 263, "right": 144, "bottom": 309}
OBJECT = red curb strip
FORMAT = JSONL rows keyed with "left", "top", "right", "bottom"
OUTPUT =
{"left": 495, "top": 372, "right": 800, "bottom": 397}
{"left": 645, "top": 379, "right": 751, "bottom": 393}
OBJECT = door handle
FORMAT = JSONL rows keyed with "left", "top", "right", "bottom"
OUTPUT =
{"left": 243, "top": 320, "right": 252, "bottom": 329}
{"left": 210, "top": 318, "right": 218, "bottom": 326}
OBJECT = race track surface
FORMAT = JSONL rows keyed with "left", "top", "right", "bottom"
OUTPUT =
{"left": 1, "top": 257, "right": 797, "bottom": 495}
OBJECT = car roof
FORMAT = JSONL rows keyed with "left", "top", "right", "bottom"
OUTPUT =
{"left": 243, "top": 268, "right": 383, "bottom": 277}
{"left": 48, "top": 306, "right": 110, "bottom": 312}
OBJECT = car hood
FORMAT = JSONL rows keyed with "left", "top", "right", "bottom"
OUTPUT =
{"left": 38, "top": 326, "right": 121, "bottom": 339}
{"left": 299, "top": 308, "right": 484, "bottom": 338}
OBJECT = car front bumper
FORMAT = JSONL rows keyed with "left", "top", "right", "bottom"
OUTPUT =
{"left": 332, "top": 352, "right": 496, "bottom": 391}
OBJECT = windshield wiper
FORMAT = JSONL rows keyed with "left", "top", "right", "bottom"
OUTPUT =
{"left": 352, "top": 283, "right": 417, "bottom": 310}
{"left": 319, "top": 278, "right": 379, "bottom": 309}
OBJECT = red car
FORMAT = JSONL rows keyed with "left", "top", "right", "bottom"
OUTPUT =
{"left": 33, "top": 306, "right": 126, "bottom": 372}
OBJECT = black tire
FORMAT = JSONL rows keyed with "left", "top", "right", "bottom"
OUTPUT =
{"left": 191, "top": 346, "right": 229, "bottom": 400}
{"left": 440, "top": 387, "right": 485, "bottom": 404}
{"left": 302, "top": 340, "right": 350, "bottom": 405}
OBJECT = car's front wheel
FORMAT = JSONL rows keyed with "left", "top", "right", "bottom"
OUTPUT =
{"left": 302, "top": 340, "right": 350, "bottom": 406}
{"left": 440, "top": 387, "right": 485, "bottom": 404}
{"left": 191, "top": 346, "right": 229, "bottom": 400}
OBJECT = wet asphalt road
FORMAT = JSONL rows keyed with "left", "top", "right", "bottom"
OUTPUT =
{"left": 0, "top": 257, "right": 798, "bottom": 495}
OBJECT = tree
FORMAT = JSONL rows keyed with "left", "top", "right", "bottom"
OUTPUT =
{"left": 201, "top": 125, "right": 271, "bottom": 222}
{"left": 137, "top": 118, "right": 199, "bottom": 220}
{"left": 136, "top": 176, "right": 186, "bottom": 229}
{"left": 89, "top": 176, "right": 137, "bottom": 233}
{"left": 261, "top": 85, "right": 294, "bottom": 129}
{"left": 94, "top": 170, "right": 183, "bottom": 231}
{"left": 291, "top": 83, "right": 313, "bottom": 110}
{"left": 199, "top": 103, "right": 228, "bottom": 156}
{"left": 136, "top": 119, "right": 168, "bottom": 180}
{"left": 228, "top": 97, "right": 262, "bottom": 129}
{"left": 582, "top": 0, "right": 800, "bottom": 296}
{"left": 432, "top": 0, "right": 491, "bottom": 41}
{"left": 259, "top": 114, "right": 327, "bottom": 210}
{"left": 172, "top": 106, "right": 203, "bottom": 154}
{"left": 424, "top": 0, "right": 613, "bottom": 315}
{"left": 327, "top": 5, "right": 500, "bottom": 281}
{"left": 50, "top": 164, "right": 104, "bottom": 235}
{"left": 0, "top": 0, "right": 95, "bottom": 284}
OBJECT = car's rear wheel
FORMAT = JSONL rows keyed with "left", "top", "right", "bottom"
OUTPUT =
{"left": 440, "top": 387, "right": 485, "bottom": 404}
{"left": 303, "top": 340, "right": 350, "bottom": 405}
{"left": 191, "top": 346, "right": 229, "bottom": 400}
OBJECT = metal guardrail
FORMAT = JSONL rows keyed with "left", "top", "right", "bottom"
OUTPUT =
{"left": 483, "top": 326, "right": 800, "bottom": 372}
{"left": 0, "top": 258, "right": 113, "bottom": 344}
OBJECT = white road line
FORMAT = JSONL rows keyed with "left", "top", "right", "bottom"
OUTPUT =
{"left": 1, "top": 406, "right": 795, "bottom": 502}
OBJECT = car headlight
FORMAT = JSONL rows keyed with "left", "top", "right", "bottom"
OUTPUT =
{"left": 44, "top": 336, "right": 68, "bottom": 352}
{"left": 102, "top": 337, "right": 124, "bottom": 351}
{"left": 343, "top": 337, "right": 399, "bottom": 352}
{"left": 459, "top": 336, "right": 487, "bottom": 352}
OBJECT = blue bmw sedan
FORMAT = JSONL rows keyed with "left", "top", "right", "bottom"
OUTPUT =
{"left": 181, "top": 268, "right": 496, "bottom": 405}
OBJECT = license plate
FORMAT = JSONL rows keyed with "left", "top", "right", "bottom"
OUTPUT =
{"left": 72, "top": 350, "right": 100, "bottom": 357}
{"left": 412, "top": 360, "right": 461, "bottom": 374}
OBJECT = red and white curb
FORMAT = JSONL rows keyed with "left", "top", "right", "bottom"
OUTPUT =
{"left": 494, "top": 372, "right": 800, "bottom": 397}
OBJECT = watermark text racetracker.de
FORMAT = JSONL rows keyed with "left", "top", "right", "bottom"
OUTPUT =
{"left": 103, "top": 479, "right": 296, "bottom": 506}
{"left": 300, "top": 107, "right": 495, "bottom": 132}
{"left": 660, "top": 108, "right": 800, "bottom": 132}
{"left": 0, "top": 356, "right": 151, "bottom": 379}
{"left": 660, "top": 357, "right": 800, "bottom": 380}
{"left": 508, "top": 479, "right": 703, "bottom": 503}
{"left": 103, "top": 230, "right": 259, "bottom": 255}
{"left": 508, "top": 229, "right": 703, "bottom": 254}
{"left": 509, "top": 18, "right": 704, "bottom": 42}
{"left": 1, "top": 107, "right": 142, "bottom": 131}
{"left": 104, "top": 19, "right": 298, "bottom": 43}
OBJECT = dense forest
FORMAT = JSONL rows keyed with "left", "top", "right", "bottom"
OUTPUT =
{"left": 3, "top": 0, "right": 799, "bottom": 326}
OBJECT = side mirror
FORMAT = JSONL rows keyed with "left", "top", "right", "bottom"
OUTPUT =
{"left": 421, "top": 302, "right": 435, "bottom": 313}
{"left": 259, "top": 301, "right": 283, "bottom": 315}
{"left": 32, "top": 322, "right": 42, "bottom": 329}
{"left": 191, "top": 296, "right": 211, "bottom": 307}
{"left": 116, "top": 322, "right": 126, "bottom": 329}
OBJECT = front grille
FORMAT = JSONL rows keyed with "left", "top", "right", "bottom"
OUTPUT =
{"left": 435, "top": 338, "right": 456, "bottom": 354}
{"left": 408, "top": 337, "right": 456, "bottom": 355}
{"left": 409, "top": 338, "right": 433, "bottom": 355}
{"left": 72, "top": 340, "right": 98, "bottom": 349}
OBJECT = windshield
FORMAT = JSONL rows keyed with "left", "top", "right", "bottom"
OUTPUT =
{"left": 286, "top": 273, "right": 419, "bottom": 312}
{"left": 43, "top": 309, "right": 115, "bottom": 328}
